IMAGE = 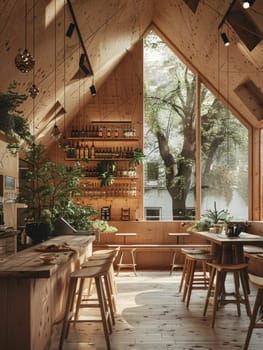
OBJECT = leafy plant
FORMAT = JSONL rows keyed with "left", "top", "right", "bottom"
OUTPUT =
{"left": 0, "top": 81, "right": 32, "bottom": 154}
{"left": 96, "top": 160, "right": 117, "bottom": 187}
{"left": 127, "top": 148, "right": 145, "bottom": 166}
{"left": 19, "top": 141, "right": 83, "bottom": 231}
{"left": 58, "top": 199, "right": 98, "bottom": 231}
{"left": 202, "top": 201, "right": 232, "bottom": 224}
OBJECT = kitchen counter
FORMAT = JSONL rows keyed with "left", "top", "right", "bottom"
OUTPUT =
{"left": 0, "top": 235, "right": 94, "bottom": 350}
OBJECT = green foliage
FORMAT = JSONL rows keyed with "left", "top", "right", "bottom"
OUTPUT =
{"left": 58, "top": 200, "right": 97, "bottom": 231}
{"left": 19, "top": 142, "right": 82, "bottom": 230}
{"left": 187, "top": 220, "right": 210, "bottom": 232}
{"left": 91, "top": 219, "right": 118, "bottom": 233}
{"left": 127, "top": 148, "right": 145, "bottom": 166}
{"left": 0, "top": 82, "right": 32, "bottom": 154}
{"left": 202, "top": 201, "right": 232, "bottom": 224}
{"left": 96, "top": 160, "right": 117, "bottom": 187}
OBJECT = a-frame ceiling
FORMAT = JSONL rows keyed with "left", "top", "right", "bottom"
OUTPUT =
{"left": 0, "top": 0, "right": 263, "bottom": 149}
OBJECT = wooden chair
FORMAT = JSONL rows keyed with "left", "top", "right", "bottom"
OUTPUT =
{"left": 203, "top": 262, "right": 251, "bottom": 328}
{"left": 243, "top": 274, "right": 263, "bottom": 350}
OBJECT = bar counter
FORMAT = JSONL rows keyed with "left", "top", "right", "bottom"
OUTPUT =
{"left": 0, "top": 234, "right": 94, "bottom": 350}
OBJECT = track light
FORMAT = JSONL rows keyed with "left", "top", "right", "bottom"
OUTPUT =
{"left": 66, "top": 23, "right": 75, "bottom": 37}
{"left": 90, "top": 84, "right": 96, "bottom": 96}
{"left": 79, "top": 53, "right": 91, "bottom": 76}
{"left": 221, "top": 32, "right": 230, "bottom": 47}
{"left": 242, "top": 0, "right": 255, "bottom": 9}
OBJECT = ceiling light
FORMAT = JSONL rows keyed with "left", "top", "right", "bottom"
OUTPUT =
{"left": 51, "top": 124, "right": 62, "bottom": 140}
{"left": 242, "top": 1, "right": 255, "bottom": 9}
{"left": 90, "top": 84, "right": 96, "bottom": 96}
{"left": 221, "top": 32, "right": 230, "bottom": 47}
{"left": 66, "top": 23, "right": 75, "bottom": 37}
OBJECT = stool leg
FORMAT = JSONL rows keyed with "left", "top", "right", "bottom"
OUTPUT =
{"left": 59, "top": 278, "right": 78, "bottom": 350}
{"left": 243, "top": 289, "right": 263, "bottom": 350}
{"left": 185, "top": 260, "right": 196, "bottom": 308}
{"left": 233, "top": 271, "right": 241, "bottom": 317}
{"left": 211, "top": 270, "right": 222, "bottom": 328}
{"left": 116, "top": 251, "right": 124, "bottom": 276}
{"left": 240, "top": 269, "right": 251, "bottom": 317}
{"left": 104, "top": 273, "right": 116, "bottom": 325}
{"left": 203, "top": 267, "right": 216, "bottom": 317}
{"left": 131, "top": 248, "right": 137, "bottom": 276}
{"left": 74, "top": 277, "right": 85, "bottom": 321}
{"left": 170, "top": 250, "right": 177, "bottom": 275}
{"left": 179, "top": 256, "right": 188, "bottom": 293}
{"left": 182, "top": 258, "right": 191, "bottom": 302}
{"left": 94, "top": 276, "right": 112, "bottom": 350}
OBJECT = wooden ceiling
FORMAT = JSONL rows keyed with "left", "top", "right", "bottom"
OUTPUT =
{"left": 0, "top": 0, "right": 263, "bottom": 149}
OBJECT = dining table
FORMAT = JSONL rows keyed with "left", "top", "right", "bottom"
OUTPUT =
{"left": 194, "top": 231, "right": 263, "bottom": 264}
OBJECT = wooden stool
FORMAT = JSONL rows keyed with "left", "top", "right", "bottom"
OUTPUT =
{"left": 116, "top": 247, "right": 137, "bottom": 276}
{"left": 243, "top": 274, "right": 263, "bottom": 350}
{"left": 115, "top": 233, "right": 137, "bottom": 276}
{"left": 203, "top": 262, "right": 251, "bottom": 328}
{"left": 182, "top": 253, "right": 214, "bottom": 308}
{"left": 59, "top": 265, "right": 113, "bottom": 350}
{"left": 168, "top": 232, "right": 190, "bottom": 275}
{"left": 179, "top": 248, "right": 211, "bottom": 293}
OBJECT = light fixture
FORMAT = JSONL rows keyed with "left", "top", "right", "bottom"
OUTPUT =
{"left": 221, "top": 32, "right": 230, "bottom": 46}
{"left": 67, "top": 0, "right": 93, "bottom": 76}
{"left": 29, "top": 84, "right": 40, "bottom": 99}
{"left": 79, "top": 53, "right": 91, "bottom": 76}
{"left": 66, "top": 22, "right": 75, "bottom": 37}
{"left": 51, "top": 0, "right": 61, "bottom": 141}
{"left": 51, "top": 124, "right": 62, "bottom": 140}
{"left": 15, "top": 0, "right": 35, "bottom": 73}
{"left": 242, "top": 0, "right": 255, "bottom": 9}
{"left": 90, "top": 84, "right": 96, "bottom": 96}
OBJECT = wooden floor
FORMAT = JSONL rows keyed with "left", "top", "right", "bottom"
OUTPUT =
{"left": 50, "top": 270, "right": 262, "bottom": 350}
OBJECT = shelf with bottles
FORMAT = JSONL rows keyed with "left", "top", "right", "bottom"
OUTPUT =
{"left": 76, "top": 181, "right": 137, "bottom": 198}
{"left": 65, "top": 142, "right": 138, "bottom": 161}
{"left": 69, "top": 120, "right": 138, "bottom": 140}
{"left": 82, "top": 165, "right": 137, "bottom": 179}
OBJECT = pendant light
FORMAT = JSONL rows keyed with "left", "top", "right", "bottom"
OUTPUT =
{"left": 51, "top": 0, "right": 61, "bottom": 140}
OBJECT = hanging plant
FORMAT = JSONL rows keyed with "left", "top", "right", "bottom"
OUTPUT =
{"left": 0, "top": 81, "right": 32, "bottom": 154}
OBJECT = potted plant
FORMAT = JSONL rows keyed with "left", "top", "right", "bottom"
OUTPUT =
{"left": 96, "top": 160, "right": 117, "bottom": 187}
{"left": 19, "top": 141, "right": 83, "bottom": 243}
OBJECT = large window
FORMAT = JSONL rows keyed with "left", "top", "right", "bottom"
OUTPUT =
{"left": 144, "top": 31, "right": 248, "bottom": 220}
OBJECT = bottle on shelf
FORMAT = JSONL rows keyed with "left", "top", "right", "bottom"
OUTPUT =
{"left": 91, "top": 142, "right": 95, "bottom": 159}
{"left": 98, "top": 126, "right": 103, "bottom": 137}
{"left": 106, "top": 127, "right": 111, "bottom": 137}
{"left": 114, "top": 127, "right": 119, "bottom": 138}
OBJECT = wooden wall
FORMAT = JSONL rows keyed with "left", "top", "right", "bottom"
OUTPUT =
{"left": 47, "top": 40, "right": 144, "bottom": 221}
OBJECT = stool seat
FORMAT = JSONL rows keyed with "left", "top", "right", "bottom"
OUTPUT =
{"left": 243, "top": 274, "right": 263, "bottom": 350}
{"left": 203, "top": 262, "right": 251, "bottom": 328}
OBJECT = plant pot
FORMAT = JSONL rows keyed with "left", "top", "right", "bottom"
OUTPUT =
{"left": 26, "top": 223, "right": 51, "bottom": 244}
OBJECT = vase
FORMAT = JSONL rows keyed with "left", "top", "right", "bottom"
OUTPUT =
{"left": 25, "top": 223, "right": 51, "bottom": 244}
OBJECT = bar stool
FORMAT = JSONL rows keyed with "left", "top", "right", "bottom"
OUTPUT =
{"left": 168, "top": 232, "right": 190, "bottom": 275}
{"left": 115, "top": 233, "right": 137, "bottom": 276}
{"left": 79, "top": 249, "right": 119, "bottom": 314}
{"left": 243, "top": 274, "right": 263, "bottom": 350}
{"left": 179, "top": 248, "right": 211, "bottom": 293}
{"left": 182, "top": 252, "right": 215, "bottom": 308}
{"left": 203, "top": 262, "right": 251, "bottom": 328}
{"left": 59, "top": 264, "right": 112, "bottom": 350}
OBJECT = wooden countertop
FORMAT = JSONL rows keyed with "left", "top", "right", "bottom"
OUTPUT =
{"left": 0, "top": 229, "right": 19, "bottom": 239}
{"left": 0, "top": 235, "right": 94, "bottom": 278}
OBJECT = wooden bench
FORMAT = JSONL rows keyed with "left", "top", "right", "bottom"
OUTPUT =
{"left": 93, "top": 244, "right": 211, "bottom": 271}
